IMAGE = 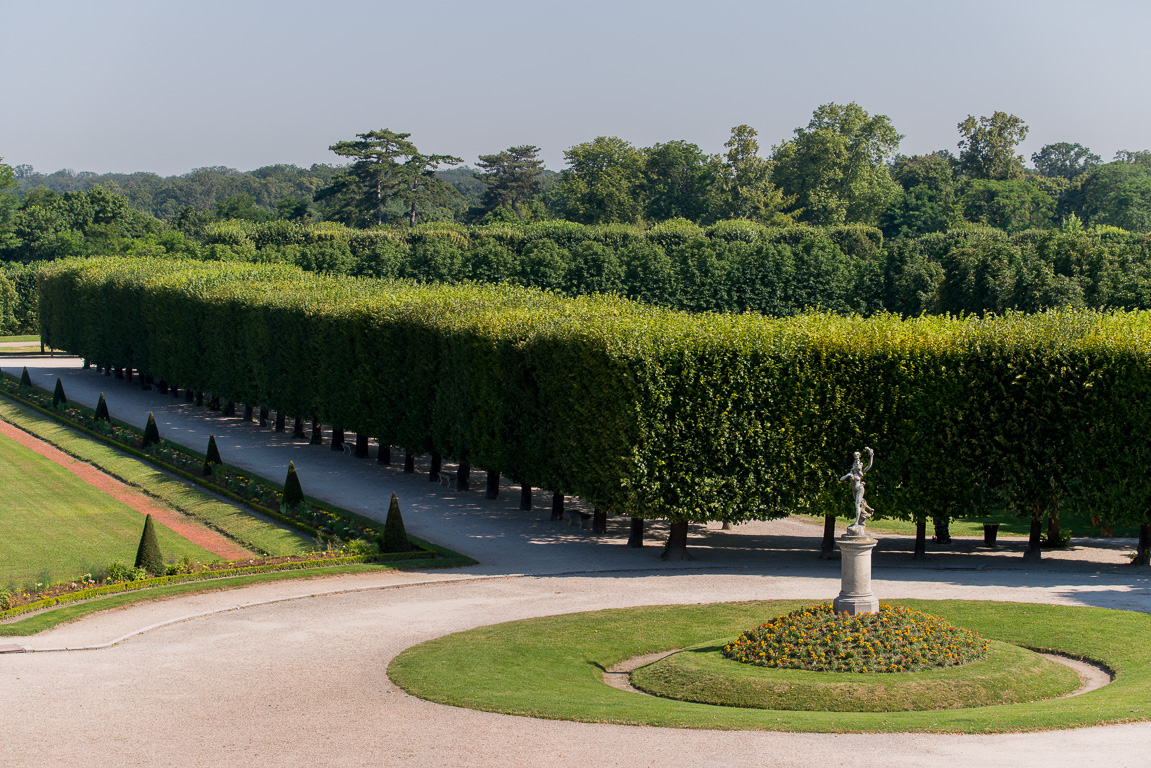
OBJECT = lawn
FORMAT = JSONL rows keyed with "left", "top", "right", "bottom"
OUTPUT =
{"left": 390, "top": 599, "right": 1151, "bottom": 733}
{"left": 0, "top": 431, "right": 218, "bottom": 589}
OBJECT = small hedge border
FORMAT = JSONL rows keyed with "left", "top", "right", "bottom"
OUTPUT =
{"left": 0, "top": 547, "right": 443, "bottom": 623}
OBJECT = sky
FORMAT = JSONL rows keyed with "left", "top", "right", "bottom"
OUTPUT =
{"left": 4, "top": 0, "right": 1149, "bottom": 177}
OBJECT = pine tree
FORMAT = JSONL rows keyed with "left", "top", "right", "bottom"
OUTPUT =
{"left": 203, "top": 434, "right": 222, "bottom": 476}
{"left": 282, "top": 461, "right": 305, "bottom": 509}
{"left": 142, "top": 412, "right": 160, "bottom": 448}
{"left": 95, "top": 393, "right": 110, "bottom": 421}
{"left": 19, "top": 366, "right": 31, "bottom": 389}
{"left": 379, "top": 492, "right": 410, "bottom": 553}
{"left": 52, "top": 377, "right": 67, "bottom": 408}
{"left": 134, "top": 514, "right": 164, "bottom": 577}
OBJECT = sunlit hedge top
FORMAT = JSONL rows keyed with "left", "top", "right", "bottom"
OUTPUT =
{"left": 38, "top": 257, "right": 1151, "bottom": 526}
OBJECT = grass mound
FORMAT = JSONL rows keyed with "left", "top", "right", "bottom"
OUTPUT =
{"left": 722, "top": 603, "right": 989, "bottom": 673}
{"left": 633, "top": 640, "right": 1077, "bottom": 712}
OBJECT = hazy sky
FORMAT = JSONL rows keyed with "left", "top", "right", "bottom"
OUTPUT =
{"left": 6, "top": 0, "right": 1149, "bottom": 176}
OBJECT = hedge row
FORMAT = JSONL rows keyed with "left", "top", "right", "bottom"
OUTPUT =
{"left": 38, "top": 258, "right": 1151, "bottom": 534}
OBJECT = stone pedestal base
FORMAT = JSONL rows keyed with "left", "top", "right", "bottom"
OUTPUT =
{"left": 833, "top": 534, "right": 879, "bottom": 616}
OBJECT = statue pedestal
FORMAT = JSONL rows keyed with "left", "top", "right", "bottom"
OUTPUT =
{"left": 833, "top": 533, "right": 879, "bottom": 616}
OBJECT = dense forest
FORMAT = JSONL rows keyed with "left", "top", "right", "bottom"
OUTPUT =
{"left": 2, "top": 102, "right": 1151, "bottom": 335}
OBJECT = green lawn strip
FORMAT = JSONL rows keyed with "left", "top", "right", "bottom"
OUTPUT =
{"left": 0, "top": 563, "right": 392, "bottom": 637}
{"left": 631, "top": 640, "right": 1078, "bottom": 712}
{"left": 0, "top": 335, "right": 39, "bottom": 343}
{"left": 388, "top": 599, "right": 1151, "bottom": 733}
{"left": 0, "top": 346, "right": 45, "bottom": 356}
{"left": 0, "top": 434, "right": 218, "bottom": 588}
{"left": 0, "top": 397, "right": 310, "bottom": 557}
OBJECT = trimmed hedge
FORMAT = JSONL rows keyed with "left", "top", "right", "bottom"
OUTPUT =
{"left": 38, "top": 257, "right": 1151, "bottom": 531}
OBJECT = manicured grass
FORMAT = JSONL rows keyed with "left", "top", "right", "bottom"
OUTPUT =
{"left": 0, "top": 432, "right": 217, "bottom": 588}
{"left": 794, "top": 513, "right": 1139, "bottom": 539}
{"left": 0, "top": 398, "right": 311, "bottom": 556}
{"left": 0, "top": 345, "right": 45, "bottom": 356}
{"left": 0, "top": 335, "right": 39, "bottom": 343}
{"left": 0, "top": 563, "right": 395, "bottom": 636}
{"left": 389, "top": 600, "right": 1150, "bottom": 733}
{"left": 632, "top": 640, "right": 1077, "bottom": 712}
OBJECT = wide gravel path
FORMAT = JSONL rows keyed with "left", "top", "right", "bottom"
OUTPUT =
{"left": 2, "top": 356, "right": 1150, "bottom": 767}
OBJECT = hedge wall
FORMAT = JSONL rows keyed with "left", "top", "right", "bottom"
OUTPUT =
{"left": 38, "top": 257, "right": 1151, "bottom": 530}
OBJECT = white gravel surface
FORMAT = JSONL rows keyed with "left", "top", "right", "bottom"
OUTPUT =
{"left": 3, "top": 357, "right": 1150, "bottom": 767}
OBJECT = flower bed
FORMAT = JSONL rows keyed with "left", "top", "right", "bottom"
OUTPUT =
{"left": 721, "top": 604, "right": 990, "bottom": 673}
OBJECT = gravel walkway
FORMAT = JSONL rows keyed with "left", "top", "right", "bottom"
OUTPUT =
{"left": 2, "top": 356, "right": 1150, "bottom": 767}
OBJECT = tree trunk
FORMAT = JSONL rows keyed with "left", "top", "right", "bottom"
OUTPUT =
{"left": 933, "top": 519, "right": 951, "bottom": 545}
{"left": 140, "top": 374, "right": 152, "bottom": 391}
{"left": 171, "top": 384, "right": 180, "bottom": 398}
{"left": 662, "top": 521, "right": 691, "bottom": 561}
{"left": 628, "top": 517, "right": 644, "bottom": 548}
{"left": 310, "top": 418, "right": 323, "bottom": 445}
{"left": 377, "top": 443, "right": 391, "bottom": 465}
{"left": 104, "top": 366, "right": 112, "bottom": 377}
{"left": 520, "top": 484, "right": 532, "bottom": 511}
{"left": 404, "top": 452, "right": 415, "bottom": 473}
{"left": 1045, "top": 511, "right": 1062, "bottom": 548}
{"left": 429, "top": 453, "right": 441, "bottom": 482}
{"left": 485, "top": 470, "right": 500, "bottom": 499}
{"left": 456, "top": 462, "right": 470, "bottom": 491}
{"left": 210, "top": 395, "right": 220, "bottom": 411}
{"left": 126, "top": 368, "right": 133, "bottom": 383}
{"left": 292, "top": 416, "right": 305, "bottom": 438}
{"left": 1023, "top": 516, "right": 1043, "bottom": 562}
{"left": 331, "top": 427, "right": 345, "bottom": 452}
{"left": 224, "top": 401, "right": 235, "bottom": 416}
{"left": 114, "top": 367, "right": 124, "bottom": 380}
{"left": 550, "top": 491, "right": 564, "bottom": 521}
{"left": 186, "top": 388, "right": 195, "bottom": 402}
{"left": 592, "top": 509, "right": 607, "bottom": 535}
{"left": 355, "top": 434, "right": 369, "bottom": 458}
{"left": 820, "top": 514, "right": 836, "bottom": 558}
{"left": 243, "top": 404, "right": 253, "bottom": 423}
{"left": 259, "top": 408, "right": 269, "bottom": 427}
{"left": 1133, "top": 524, "right": 1151, "bottom": 566}
{"left": 721, "top": 520, "right": 732, "bottom": 530}
{"left": 158, "top": 380, "right": 168, "bottom": 394}
{"left": 983, "top": 523, "right": 1000, "bottom": 548}
{"left": 913, "top": 518, "right": 927, "bottom": 559}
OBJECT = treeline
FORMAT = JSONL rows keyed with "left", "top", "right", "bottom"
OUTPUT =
{"left": 39, "top": 257, "right": 1151, "bottom": 560}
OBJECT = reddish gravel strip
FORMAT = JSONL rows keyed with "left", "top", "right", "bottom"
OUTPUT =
{"left": 0, "top": 418, "right": 255, "bottom": 560}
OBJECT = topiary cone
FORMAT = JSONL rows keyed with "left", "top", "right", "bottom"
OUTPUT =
{"left": 52, "top": 377, "right": 67, "bottom": 407}
{"left": 203, "top": 434, "right": 222, "bottom": 475}
{"left": 134, "top": 513, "right": 164, "bottom": 577}
{"left": 282, "top": 461, "right": 305, "bottom": 509}
{"left": 95, "top": 392, "right": 110, "bottom": 421}
{"left": 19, "top": 366, "right": 31, "bottom": 389}
{"left": 142, "top": 411, "right": 160, "bottom": 448}
{"left": 379, "top": 492, "right": 410, "bottom": 553}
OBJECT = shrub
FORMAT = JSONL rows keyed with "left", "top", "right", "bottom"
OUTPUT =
{"left": 344, "top": 538, "right": 377, "bottom": 556}
{"left": 18, "top": 366, "right": 31, "bottom": 389}
{"left": 94, "top": 392, "right": 110, "bottom": 421}
{"left": 0, "top": 588, "right": 11, "bottom": 611}
{"left": 133, "top": 514, "right": 165, "bottom": 577}
{"left": 51, "top": 377, "right": 66, "bottom": 408}
{"left": 142, "top": 411, "right": 160, "bottom": 448}
{"left": 203, "top": 434, "right": 222, "bottom": 475}
{"left": 107, "top": 561, "right": 135, "bottom": 582}
{"left": 378, "top": 492, "right": 410, "bottom": 553}
{"left": 282, "top": 461, "right": 305, "bottom": 510}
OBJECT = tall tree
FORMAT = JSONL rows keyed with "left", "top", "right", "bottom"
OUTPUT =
{"left": 771, "top": 103, "right": 903, "bottom": 225}
{"left": 640, "top": 140, "right": 718, "bottom": 223}
{"left": 1030, "top": 142, "right": 1101, "bottom": 180}
{"left": 474, "top": 145, "right": 545, "bottom": 219}
{"left": 709, "top": 126, "right": 792, "bottom": 224}
{"left": 559, "top": 136, "right": 645, "bottom": 224}
{"left": 957, "top": 112, "right": 1029, "bottom": 180}
{"left": 0, "top": 158, "right": 17, "bottom": 250}
{"left": 397, "top": 150, "right": 464, "bottom": 226}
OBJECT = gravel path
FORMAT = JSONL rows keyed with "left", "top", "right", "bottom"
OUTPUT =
{"left": 2, "top": 356, "right": 1150, "bottom": 767}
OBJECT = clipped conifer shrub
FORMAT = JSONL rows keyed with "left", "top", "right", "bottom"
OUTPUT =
{"left": 202, "top": 434, "right": 222, "bottom": 476}
{"left": 282, "top": 461, "right": 305, "bottom": 510}
{"left": 19, "top": 366, "right": 31, "bottom": 389}
{"left": 134, "top": 513, "right": 164, "bottom": 577}
{"left": 94, "top": 392, "right": 110, "bottom": 421}
{"left": 142, "top": 411, "right": 160, "bottom": 448}
{"left": 51, "top": 377, "right": 66, "bottom": 408}
{"left": 379, "top": 492, "right": 410, "bottom": 553}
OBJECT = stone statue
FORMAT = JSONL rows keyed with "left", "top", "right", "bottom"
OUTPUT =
{"left": 840, "top": 447, "right": 874, "bottom": 535}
